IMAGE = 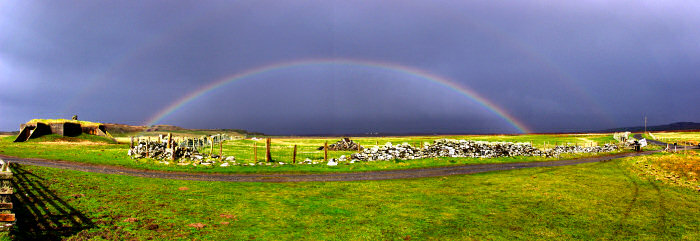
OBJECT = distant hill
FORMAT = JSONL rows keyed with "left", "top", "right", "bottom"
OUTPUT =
{"left": 103, "top": 123, "right": 264, "bottom": 136}
{"left": 599, "top": 122, "right": 700, "bottom": 132}
{"left": 103, "top": 123, "right": 185, "bottom": 134}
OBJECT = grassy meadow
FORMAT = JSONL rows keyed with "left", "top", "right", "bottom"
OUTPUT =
{"left": 649, "top": 132, "right": 700, "bottom": 145}
{"left": 0, "top": 133, "right": 636, "bottom": 174}
{"left": 1, "top": 150, "right": 698, "bottom": 240}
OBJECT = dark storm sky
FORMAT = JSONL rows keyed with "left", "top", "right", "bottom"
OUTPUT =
{"left": 2, "top": 1, "right": 699, "bottom": 135}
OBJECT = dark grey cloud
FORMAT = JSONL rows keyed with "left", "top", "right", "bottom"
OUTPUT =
{"left": 2, "top": 0, "right": 699, "bottom": 134}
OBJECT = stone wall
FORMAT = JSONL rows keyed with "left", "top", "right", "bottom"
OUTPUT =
{"left": 346, "top": 139, "right": 618, "bottom": 163}
{"left": 128, "top": 139, "right": 236, "bottom": 167}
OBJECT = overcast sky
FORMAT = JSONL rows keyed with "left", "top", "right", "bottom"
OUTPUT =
{"left": 2, "top": 1, "right": 699, "bottom": 134}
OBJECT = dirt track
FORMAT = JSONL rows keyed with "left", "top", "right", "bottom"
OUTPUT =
{"left": 0, "top": 150, "right": 665, "bottom": 182}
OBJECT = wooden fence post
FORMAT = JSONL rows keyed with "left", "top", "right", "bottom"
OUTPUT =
{"left": 168, "top": 133, "right": 174, "bottom": 160}
{"left": 130, "top": 136, "right": 134, "bottom": 148}
{"left": 167, "top": 133, "right": 172, "bottom": 149}
{"left": 210, "top": 137, "right": 214, "bottom": 156}
{"left": 324, "top": 141, "right": 328, "bottom": 163}
{"left": 293, "top": 145, "right": 297, "bottom": 164}
{"left": 146, "top": 137, "right": 150, "bottom": 158}
{"left": 254, "top": 142, "right": 257, "bottom": 162}
{"left": 266, "top": 138, "right": 272, "bottom": 162}
{"left": 219, "top": 139, "right": 223, "bottom": 160}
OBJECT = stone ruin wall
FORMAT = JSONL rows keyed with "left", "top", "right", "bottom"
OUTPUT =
{"left": 343, "top": 139, "right": 620, "bottom": 163}
{"left": 127, "top": 134, "right": 237, "bottom": 167}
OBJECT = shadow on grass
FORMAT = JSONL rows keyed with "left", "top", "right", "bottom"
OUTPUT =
{"left": 9, "top": 164, "right": 93, "bottom": 240}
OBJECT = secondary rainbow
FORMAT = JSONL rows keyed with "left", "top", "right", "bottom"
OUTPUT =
{"left": 145, "top": 59, "right": 532, "bottom": 133}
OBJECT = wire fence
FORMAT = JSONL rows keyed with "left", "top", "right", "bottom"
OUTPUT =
{"left": 129, "top": 134, "right": 623, "bottom": 164}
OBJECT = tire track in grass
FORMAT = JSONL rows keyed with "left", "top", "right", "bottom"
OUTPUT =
{"left": 613, "top": 161, "right": 640, "bottom": 237}
{"left": 645, "top": 177, "right": 668, "bottom": 235}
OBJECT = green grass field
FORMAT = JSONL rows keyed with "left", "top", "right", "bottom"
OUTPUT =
{"left": 0, "top": 133, "right": 634, "bottom": 174}
{"left": 2, "top": 150, "right": 698, "bottom": 240}
{"left": 649, "top": 132, "right": 700, "bottom": 145}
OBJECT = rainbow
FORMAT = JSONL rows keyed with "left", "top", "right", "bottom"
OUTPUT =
{"left": 145, "top": 59, "right": 533, "bottom": 133}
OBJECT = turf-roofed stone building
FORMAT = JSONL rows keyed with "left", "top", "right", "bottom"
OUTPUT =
{"left": 14, "top": 119, "right": 112, "bottom": 142}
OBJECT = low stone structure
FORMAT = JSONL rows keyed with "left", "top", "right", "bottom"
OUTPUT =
{"left": 128, "top": 138, "right": 236, "bottom": 167}
{"left": 345, "top": 139, "right": 618, "bottom": 163}
{"left": 14, "top": 120, "right": 111, "bottom": 142}
{"left": 318, "top": 138, "right": 363, "bottom": 151}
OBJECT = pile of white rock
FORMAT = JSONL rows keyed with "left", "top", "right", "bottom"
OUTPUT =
{"left": 544, "top": 144, "right": 618, "bottom": 156}
{"left": 128, "top": 140, "right": 236, "bottom": 167}
{"left": 318, "top": 138, "right": 363, "bottom": 151}
{"left": 422, "top": 139, "right": 544, "bottom": 158}
{"left": 340, "top": 139, "right": 619, "bottom": 163}
{"left": 350, "top": 142, "right": 422, "bottom": 162}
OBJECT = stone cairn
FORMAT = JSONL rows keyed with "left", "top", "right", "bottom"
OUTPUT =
{"left": 128, "top": 134, "right": 236, "bottom": 167}
{"left": 318, "top": 138, "right": 363, "bottom": 151}
{"left": 344, "top": 139, "right": 618, "bottom": 163}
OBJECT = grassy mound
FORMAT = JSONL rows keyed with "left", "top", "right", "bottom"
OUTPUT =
{"left": 26, "top": 118, "right": 103, "bottom": 127}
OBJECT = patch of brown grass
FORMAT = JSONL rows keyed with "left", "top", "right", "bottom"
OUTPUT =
{"left": 631, "top": 150, "right": 700, "bottom": 191}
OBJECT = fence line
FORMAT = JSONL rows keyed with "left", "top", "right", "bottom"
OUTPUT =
{"left": 127, "top": 134, "right": 627, "bottom": 164}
